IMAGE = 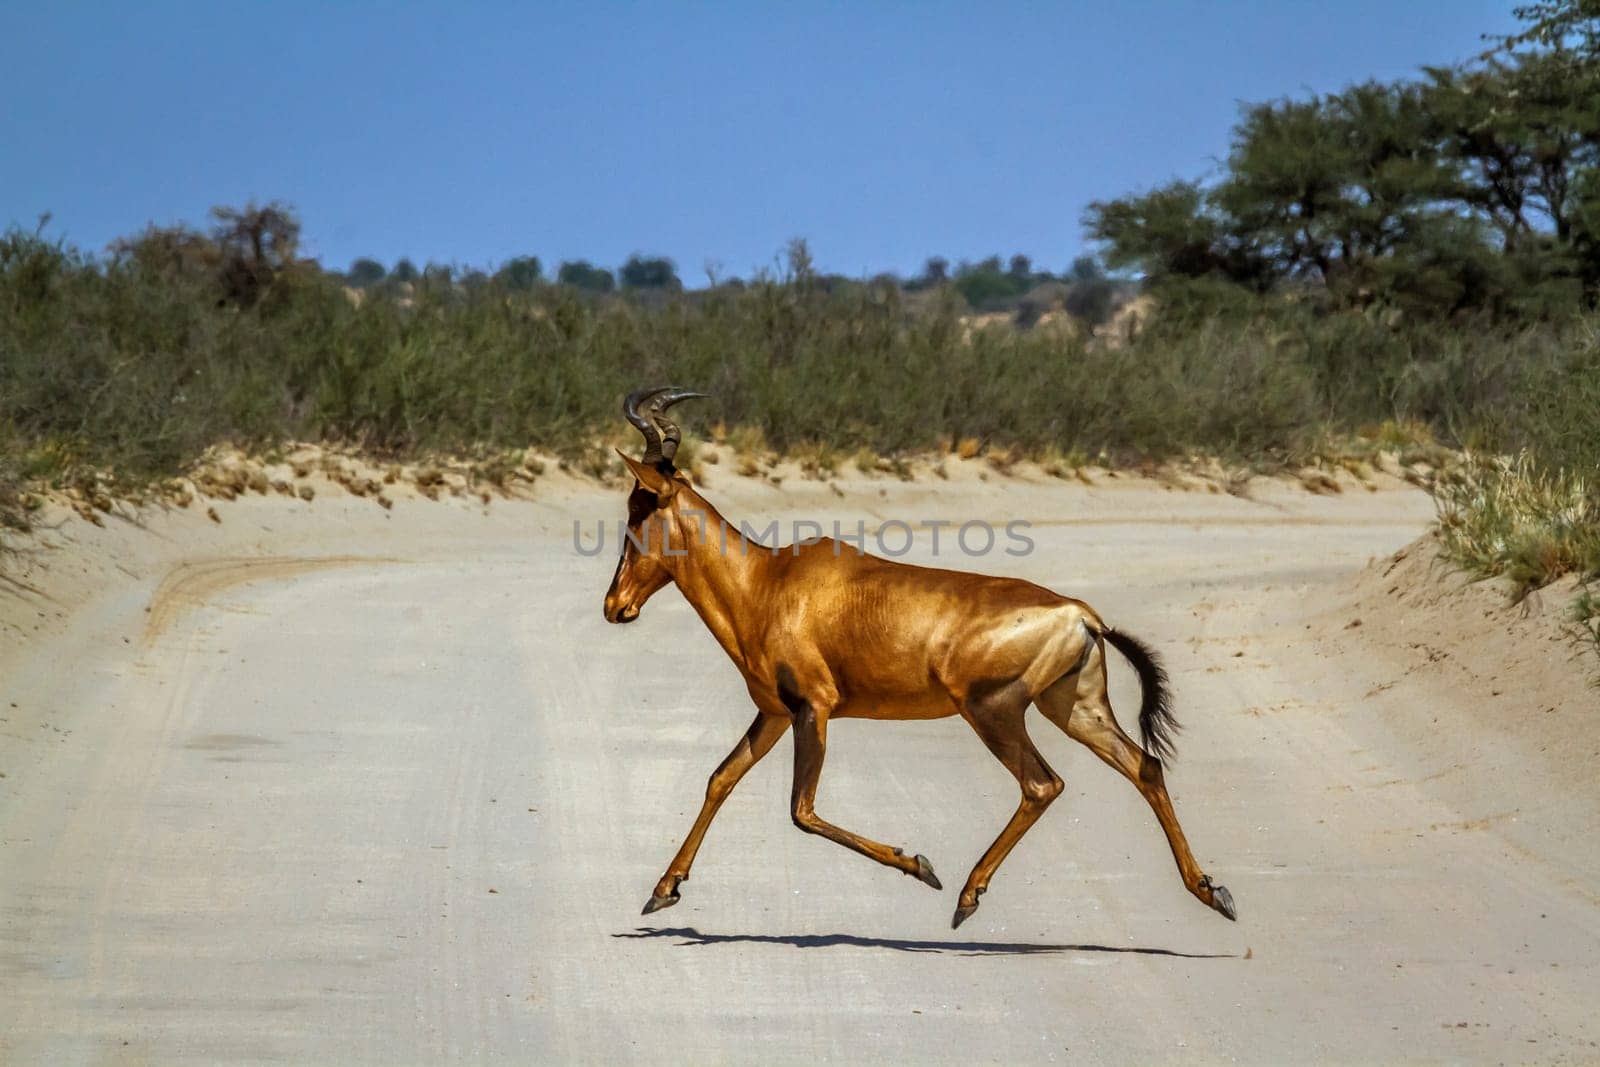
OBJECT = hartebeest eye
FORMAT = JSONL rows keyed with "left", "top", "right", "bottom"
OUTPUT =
{"left": 626, "top": 485, "right": 658, "bottom": 526}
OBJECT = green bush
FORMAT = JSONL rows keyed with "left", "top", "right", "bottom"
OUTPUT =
{"left": 4, "top": 221, "right": 1596, "bottom": 481}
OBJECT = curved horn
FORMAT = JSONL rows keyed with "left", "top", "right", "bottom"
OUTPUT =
{"left": 623, "top": 386, "right": 707, "bottom": 465}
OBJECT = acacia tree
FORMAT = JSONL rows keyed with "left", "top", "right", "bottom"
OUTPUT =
{"left": 1083, "top": 0, "right": 1600, "bottom": 315}
{"left": 618, "top": 254, "right": 680, "bottom": 291}
{"left": 109, "top": 223, "right": 217, "bottom": 282}
{"left": 495, "top": 255, "right": 543, "bottom": 291}
{"left": 347, "top": 258, "right": 387, "bottom": 287}
{"left": 904, "top": 256, "right": 949, "bottom": 291}
{"left": 1492, "top": 0, "right": 1600, "bottom": 56}
{"left": 1084, "top": 180, "right": 1272, "bottom": 288}
{"left": 1063, "top": 256, "right": 1117, "bottom": 325}
{"left": 210, "top": 202, "right": 300, "bottom": 306}
{"left": 557, "top": 260, "right": 615, "bottom": 293}
{"left": 109, "top": 202, "right": 304, "bottom": 307}
{"left": 1217, "top": 82, "right": 1501, "bottom": 308}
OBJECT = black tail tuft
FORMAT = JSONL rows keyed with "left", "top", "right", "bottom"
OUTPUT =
{"left": 1101, "top": 629, "right": 1179, "bottom": 761}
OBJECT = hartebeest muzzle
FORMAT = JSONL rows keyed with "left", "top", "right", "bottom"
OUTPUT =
{"left": 603, "top": 591, "right": 641, "bottom": 624}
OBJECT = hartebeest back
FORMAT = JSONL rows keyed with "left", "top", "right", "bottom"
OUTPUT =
{"left": 603, "top": 385, "right": 1236, "bottom": 928}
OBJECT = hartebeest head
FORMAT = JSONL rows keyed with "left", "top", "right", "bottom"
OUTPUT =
{"left": 602, "top": 385, "right": 707, "bottom": 624}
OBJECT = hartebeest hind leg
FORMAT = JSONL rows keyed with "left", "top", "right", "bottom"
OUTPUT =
{"left": 642, "top": 712, "right": 791, "bottom": 914}
{"left": 951, "top": 678, "right": 1065, "bottom": 929}
{"left": 785, "top": 682, "right": 943, "bottom": 891}
{"left": 1035, "top": 646, "right": 1237, "bottom": 921}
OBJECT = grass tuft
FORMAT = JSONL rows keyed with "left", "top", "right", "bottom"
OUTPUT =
{"left": 1434, "top": 452, "right": 1600, "bottom": 598}
{"left": 1574, "top": 589, "right": 1599, "bottom": 653}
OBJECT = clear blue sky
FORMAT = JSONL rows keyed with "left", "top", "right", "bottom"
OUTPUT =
{"left": 1, "top": 2, "right": 1520, "bottom": 280}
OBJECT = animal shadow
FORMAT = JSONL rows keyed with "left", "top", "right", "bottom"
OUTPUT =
{"left": 614, "top": 926, "right": 1234, "bottom": 959}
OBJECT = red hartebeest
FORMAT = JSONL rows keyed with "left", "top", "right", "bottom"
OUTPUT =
{"left": 603, "top": 386, "right": 1236, "bottom": 929}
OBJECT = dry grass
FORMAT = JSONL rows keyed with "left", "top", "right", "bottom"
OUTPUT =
{"left": 1434, "top": 452, "right": 1599, "bottom": 599}
{"left": 0, "top": 461, "right": 27, "bottom": 535}
{"left": 793, "top": 442, "right": 842, "bottom": 480}
{"left": 1039, "top": 444, "right": 1089, "bottom": 480}
{"left": 984, "top": 446, "right": 1020, "bottom": 475}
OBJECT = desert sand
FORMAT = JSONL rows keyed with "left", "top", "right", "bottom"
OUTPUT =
{"left": 1, "top": 457, "right": 1596, "bottom": 1063}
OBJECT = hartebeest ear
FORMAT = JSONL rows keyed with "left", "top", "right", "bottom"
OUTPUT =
{"left": 616, "top": 449, "right": 677, "bottom": 504}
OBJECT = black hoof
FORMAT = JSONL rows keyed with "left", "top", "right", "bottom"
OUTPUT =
{"left": 1211, "top": 884, "right": 1237, "bottom": 922}
{"left": 641, "top": 892, "right": 680, "bottom": 915}
{"left": 951, "top": 902, "right": 978, "bottom": 929}
{"left": 912, "top": 854, "right": 942, "bottom": 891}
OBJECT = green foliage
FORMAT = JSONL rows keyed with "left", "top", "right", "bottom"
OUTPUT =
{"left": 1062, "top": 256, "right": 1117, "bottom": 326}
{"left": 207, "top": 202, "right": 302, "bottom": 307}
{"left": 1575, "top": 587, "right": 1600, "bottom": 650}
{"left": 1085, "top": 180, "right": 1270, "bottom": 287}
{"left": 947, "top": 253, "right": 1120, "bottom": 315}
{"left": 2, "top": 220, "right": 1594, "bottom": 484}
{"left": 556, "top": 259, "right": 615, "bottom": 293}
{"left": 0, "top": 444, "right": 26, "bottom": 538}
{"left": 494, "top": 256, "right": 542, "bottom": 290}
{"left": 953, "top": 256, "right": 1031, "bottom": 309}
{"left": 1229, "top": 86, "right": 1438, "bottom": 270}
{"left": 347, "top": 258, "right": 387, "bottom": 287}
{"left": 104, "top": 200, "right": 306, "bottom": 309}
{"left": 618, "top": 254, "right": 680, "bottom": 291}
{"left": 904, "top": 256, "right": 949, "bottom": 291}
{"left": 1493, "top": 0, "right": 1600, "bottom": 60}
{"left": 1086, "top": 2, "right": 1600, "bottom": 318}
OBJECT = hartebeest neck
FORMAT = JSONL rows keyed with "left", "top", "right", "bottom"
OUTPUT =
{"left": 662, "top": 488, "right": 772, "bottom": 662}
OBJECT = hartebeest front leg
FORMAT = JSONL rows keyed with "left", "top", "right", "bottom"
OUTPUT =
{"left": 786, "top": 689, "right": 942, "bottom": 891}
{"left": 642, "top": 712, "right": 791, "bottom": 915}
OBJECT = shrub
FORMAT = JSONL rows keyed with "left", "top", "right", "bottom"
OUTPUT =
{"left": 1435, "top": 451, "right": 1599, "bottom": 595}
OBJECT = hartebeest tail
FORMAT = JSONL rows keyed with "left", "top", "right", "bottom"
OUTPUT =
{"left": 603, "top": 383, "right": 1237, "bottom": 928}
{"left": 1098, "top": 627, "right": 1179, "bottom": 761}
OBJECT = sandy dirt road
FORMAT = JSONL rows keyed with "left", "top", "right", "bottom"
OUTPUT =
{"left": 2, "top": 469, "right": 1597, "bottom": 1063}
